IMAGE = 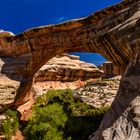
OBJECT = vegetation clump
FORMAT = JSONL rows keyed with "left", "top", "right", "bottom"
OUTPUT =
{"left": 2, "top": 109, "right": 19, "bottom": 140}
{"left": 24, "top": 89, "right": 110, "bottom": 140}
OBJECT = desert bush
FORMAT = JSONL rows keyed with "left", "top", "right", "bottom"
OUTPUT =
{"left": 2, "top": 109, "right": 19, "bottom": 140}
{"left": 24, "top": 103, "right": 70, "bottom": 140}
{"left": 24, "top": 89, "right": 109, "bottom": 140}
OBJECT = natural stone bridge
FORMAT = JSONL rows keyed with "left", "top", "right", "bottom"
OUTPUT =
{"left": 1, "top": 0, "right": 140, "bottom": 139}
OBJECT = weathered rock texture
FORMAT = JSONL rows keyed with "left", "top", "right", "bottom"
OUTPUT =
{"left": 0, "top": 0, "right": 139, "bottom": 109}
{"left": 89, "top": 52, "right": 140, "bottom": 140}
{"left": 74, "top": 76, "right": 120, "bottom": 108}
{"left": 0, "top": 0, "right": 140, "bottom": 139}
{"left": 33, "top": 54, "right": 103, "bottom": 94}
{"left": 34, "top": 54, "right": 102, "bottom": 82}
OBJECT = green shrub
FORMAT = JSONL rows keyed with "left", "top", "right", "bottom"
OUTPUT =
{"left": 2, "top": 109, "right": 19, "bottom": 140}
{"left": 24, "top": 89, "right": 110, "bottom": 140}
{"left": 24, "top": 103, "right": 70, "bottom": 140}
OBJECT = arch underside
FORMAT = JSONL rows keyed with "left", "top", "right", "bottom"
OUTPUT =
{"left": 0, "top": 0, "right": 140, "bottom": 139}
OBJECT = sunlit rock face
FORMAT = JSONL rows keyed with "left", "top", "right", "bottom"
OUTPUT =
{"left": 0, "top": 53, "right": 102, "bottom": 111}
{"left": 0, "top": 0, "right": 140, "bottom": 138}
{"left": 34, "top": 54, "right": 102, "bottom": 82}
{"left": 33, "top": 54, "right": 103, "bottom": 95}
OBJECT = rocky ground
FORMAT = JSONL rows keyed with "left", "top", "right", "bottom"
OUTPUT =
{"left": 0, "top": 76, "right": 121, "bottom": 140}
{"left": 74, "top": 76, "right": 121, "bottom": 108}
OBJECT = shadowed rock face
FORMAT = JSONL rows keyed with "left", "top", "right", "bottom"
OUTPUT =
{"left": 0, "top": 0, "right": 140, "bottom": 139}
{"left": 102, "top": 62, "right": 122, "bottom": 77}
{"left": 89, "top": 52, "right": 140, "bottom": 140}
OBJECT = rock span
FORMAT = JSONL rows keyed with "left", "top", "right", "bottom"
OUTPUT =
{"left": 0, "top": 0, "right": 140, "bottom": 139}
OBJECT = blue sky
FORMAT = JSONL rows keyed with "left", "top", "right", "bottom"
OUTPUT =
{"left": 0, "top": 0, "right": 122, "bottom": 65}
{"left": 1, "top": 0, "right": 122, "bottom": 34}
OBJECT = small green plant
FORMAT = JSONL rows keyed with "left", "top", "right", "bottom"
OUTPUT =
{"left": 2, "top": 109, "right": 19, "bottom": 140}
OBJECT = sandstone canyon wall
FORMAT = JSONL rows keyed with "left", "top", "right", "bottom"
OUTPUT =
{"left": 33, "top": 54, "right": 103, "bottom": 95}
{"left": 34, "top": 54, "right": 102, "bottom": 82}
{"left": 0, "top": 0, "right": 140, "bottom": 139}
{"left": 89, "top": 52, "right": 140, "bottom": 140}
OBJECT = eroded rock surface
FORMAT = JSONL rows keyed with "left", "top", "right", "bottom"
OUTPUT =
{"left": 89, "top": 52, "right": 140, "bottom": 140}
{"left": 34, "top": 54, "right": 102, "bottom": 82}
{"left": 0, "top": 54, "right": 102, "bottom": 113}
{"left": 0, "top": 0, "right": 139, "bottom": 109}
{"left": 0, "top": 0, "right": 140, "bottom": 139}
{"left": 74, "top": 76, "right": 120, "bottom": 108}
{"left": 33, "top": 54, "right": 102, "bottom": 95}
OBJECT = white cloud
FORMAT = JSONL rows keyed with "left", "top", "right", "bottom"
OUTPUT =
{"left": 56, "top": 16, "right": 68, "bottom": 23}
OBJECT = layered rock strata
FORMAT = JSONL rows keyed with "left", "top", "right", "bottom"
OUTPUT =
{"left": 0, "top": 0, "right": 139, "bottom": 109}
{"left": 0, "top": 0, "right": 140, "bottom": 139}
{"left": 34, "top": 54, "right": 102, "bottom": 82}
{"left": 33, "top": 54, "right": 103, "bottom": 95}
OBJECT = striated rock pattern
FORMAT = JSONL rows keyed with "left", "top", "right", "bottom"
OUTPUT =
{"left": 0, "top": 0, "right": 139, "bottom": 109}
{"left": 90, "top": 52, "right": 140, "bottom": 140}
{"left": 0, "top": 0, "right": 140, "bottom": 139}
{"left": 34, "top": 54, "right": 103, "bottom": 82}
{"left": 33, "top": 54, "right": 102, "bottom": 95}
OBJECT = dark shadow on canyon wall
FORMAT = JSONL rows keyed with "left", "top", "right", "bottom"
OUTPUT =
{"left": 0, "top": 56, "right": 31, "bottom": 81}
{"left": 0, "top": 55, "right": 34, "bottom": 105}
{"left": 90, "top": 52, "right": 140, "bottom": 139}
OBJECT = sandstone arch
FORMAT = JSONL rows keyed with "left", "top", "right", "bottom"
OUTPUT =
{"left": 1, "top": 0, "right": 140, "bottom": 139}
